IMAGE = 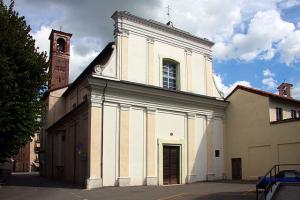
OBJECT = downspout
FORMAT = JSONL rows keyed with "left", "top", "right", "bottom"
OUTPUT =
{"left": 101, "top": 79, "right": 108, "bottom": 179}
{"left": 72, "top": 119, "right": 77, "bottom": 184}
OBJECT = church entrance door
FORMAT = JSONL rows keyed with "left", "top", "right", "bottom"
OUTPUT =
{"left": 163, "top": 145, "right": 180, "bottom": 184}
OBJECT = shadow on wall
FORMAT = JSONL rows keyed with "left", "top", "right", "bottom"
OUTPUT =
{"left": 190, "top": 117, "right": 224, "bottom": 182}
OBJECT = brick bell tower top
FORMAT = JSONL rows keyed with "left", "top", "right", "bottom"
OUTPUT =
{"left": 48, "top": 29, "right": 72, "bottom": 90}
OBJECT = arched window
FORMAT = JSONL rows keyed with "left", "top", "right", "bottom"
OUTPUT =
{"left": 57, "top": 38, "right": 65, "bottom": 53}
{"left": 163, "top": 59, "right": 179, "bottom": 90}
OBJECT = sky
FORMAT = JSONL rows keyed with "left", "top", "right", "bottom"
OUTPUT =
{"left": 10, "top": 0, "right": 300, "bottom": 99}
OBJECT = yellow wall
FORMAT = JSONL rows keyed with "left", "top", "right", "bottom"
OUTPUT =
{"left": 225, "top": 89, "right": 300, "bottom": 180}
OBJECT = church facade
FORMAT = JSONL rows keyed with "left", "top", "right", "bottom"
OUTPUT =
{"left": 41, "top": 11, "right": 228, "bottom": 189}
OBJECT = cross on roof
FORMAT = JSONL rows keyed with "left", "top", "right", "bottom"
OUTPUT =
{"left": 166, "top": 5, "right": 171, "bottom": 21}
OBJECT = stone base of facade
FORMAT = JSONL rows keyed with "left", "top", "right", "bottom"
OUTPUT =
{"left": 118, "top": 177, "right": 130, "bottom": 187}
{"left": 146, "top": 176, "right": 158, "bottom": 185}
{"left": 86, "top": 177, "right": 102, "bottom": 189}
{"left": 186, "top": 175, "right": 197, "bottom": 183}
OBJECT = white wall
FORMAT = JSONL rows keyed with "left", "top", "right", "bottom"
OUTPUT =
{"left": 269, "top": 99, "right": 300, "bottom": 121}
{"left": 128, "top": 35, "right": 147, "bottom": 84}
{"left": 129, "top": 107, "right": 145, "bottom": 185}
{"left": 156, "top": 111, "right": 185, "bottom": 140}
{"left": 102, "top": 104, "right": 119, "bottom": 186}
{"left": 192, "top": 53, "right": 206, "bottom": 94}
{"left": 102, "top": 47, "right": 117, "bottom": 78}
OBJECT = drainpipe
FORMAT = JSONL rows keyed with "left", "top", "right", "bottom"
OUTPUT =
{"left": 72, "top": 119, "right": 77, "bottom": 184}
{"left": 101, "top": 80, "right": 108, "bottom": 179}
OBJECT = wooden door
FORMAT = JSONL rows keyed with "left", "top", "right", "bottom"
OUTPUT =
{"left": 232, "top": 158, "right": 242, "bottom": 180}
{"left": 163, "top": 146, "right": 180, "bottom": 184}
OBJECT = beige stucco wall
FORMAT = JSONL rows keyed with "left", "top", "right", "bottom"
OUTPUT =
{"left": 46, "top": 88, "right": 67, "bottom": 128}
{"left": 225, "top": 89, "right": 300, "bottom": 180}
{"left": 44, "top": 104, "right": 89, "bottom": 186}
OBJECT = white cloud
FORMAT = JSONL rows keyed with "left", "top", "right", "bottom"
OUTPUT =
{"left": 31, "top": 26, "right": 51, "bottom": 55}
{"left": 69, "top": 45, "right": 98, "bottom": 81}
{"left": 278, "top": 30, "right": 300, "bottom": 65}
{"left": 213, "top": 10, "right": 297, "bottom": 63}
{"left": 262, "top": 68, "right": 277, "bottom": 89}
{"left": 278, "top": 0, "right": 300, "bottom": 9}
{"left": 262, "top": 77, "right": 277, "bottom": 89}
{"left": 263, "top": 69, "right": 275, "bottom": 77}
{"left": 214, "top": 74, "right": 252, "bottom": 96}
{"left": 159, "top": 0, "right": 242, "bottom": 42}
{"left": 293, "top": 82, "right": 300, "bottom": 99}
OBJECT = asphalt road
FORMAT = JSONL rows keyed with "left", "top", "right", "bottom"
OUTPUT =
{"left": 0, "top": 173, "right": 256, "bottom": 200}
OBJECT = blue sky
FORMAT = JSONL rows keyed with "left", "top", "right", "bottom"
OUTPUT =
{"left": 11, "top": 0, "right": 300, "bottom": 99}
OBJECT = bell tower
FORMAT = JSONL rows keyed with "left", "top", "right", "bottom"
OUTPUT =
{"left": 277, "top": 82, "right": 293, "bottom": 99}
{"left": 49, "top": 29, "right": 72, "bottom": 90}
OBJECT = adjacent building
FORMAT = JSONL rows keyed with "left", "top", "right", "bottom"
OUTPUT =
{"left": 225, "top": 84, "right": 300, "bottom": 180}
{"left": 13, "top": 132, "right": 40, "bottom": 172}
{"left": 40, "top": 11, "right": 227, "bottom": 189}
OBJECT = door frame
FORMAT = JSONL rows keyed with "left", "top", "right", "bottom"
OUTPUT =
{"left": 158, "top": 139, "right": 186, "bottom": 185}
{"left": 231, "top": 158, "right": 242, "bottom": 180}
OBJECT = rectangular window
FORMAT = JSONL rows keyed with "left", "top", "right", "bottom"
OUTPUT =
{"left": 163, "top": 60, "right": 177, "bottom": 90}
{"left": 291, "top": 110, "right": 297, "bottom": 119}
{"left": 276, "top": 107, "right": 283, "bottom": 121}
{"left": 215, "top": 150, "right": 220, "bottom": 157}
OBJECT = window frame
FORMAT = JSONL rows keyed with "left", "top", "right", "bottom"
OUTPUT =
{"left": 161, "top": 58, "right": 180, "bottom": 90}
{"left": 276, "top": 107, "right": 283, "bottom": 121}
{"left": 291, "top": 110, "right": 297, "bottom": 119}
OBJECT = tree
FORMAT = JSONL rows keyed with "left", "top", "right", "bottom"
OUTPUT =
{"left": 0, "top": 0, "right": 48, "bottom": 162}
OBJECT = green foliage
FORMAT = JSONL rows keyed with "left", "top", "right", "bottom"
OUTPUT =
{"left": 0, "top": 0, "right": 48, "bottom": 162}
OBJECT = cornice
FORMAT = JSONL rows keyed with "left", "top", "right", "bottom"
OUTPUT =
{"left": 111, "top": 11, "right": 214, "bottom": 47}
{"left": 87, "top": 77, "right": 228, "bottom": 111}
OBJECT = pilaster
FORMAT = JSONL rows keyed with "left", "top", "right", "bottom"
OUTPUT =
{"left": 146, "top": 107, "right": 158, "bottom": 185}
{"left": 187, "top": 112, "right": 197, "bottom": 183}
{"left": 185, "top": 48, "right": 192, "bottom": 92}
{"left": 121, "top": 30, "right": 129, "bottom": 80}
{"left": 147, "top": 37, "right": 155, "bottom": 85}
{"left": 118, "top": 104, "right": 131, "bottom": 186}
{"left": 206, "top": 115, "right": 214, "bottom": 180}
{"left": 86, "top": 95, "right": 102, "bottom": 189}
{"left": 205, "top": 55, "right": 213, "bottom": 96}
{"left": 115, "top": 28, "right": 129, "bottom": 81}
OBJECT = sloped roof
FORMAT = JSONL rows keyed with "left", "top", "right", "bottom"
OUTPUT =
{"left": 226, "top": 85, "right": 300, "bottom": 105}
{"left": 62, "top": 42, "right": 115, "bottom": 97}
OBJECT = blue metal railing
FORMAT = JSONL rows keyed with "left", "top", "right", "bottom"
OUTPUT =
{"left": 256, "top": 164, "right": 300, "bottom": 200}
